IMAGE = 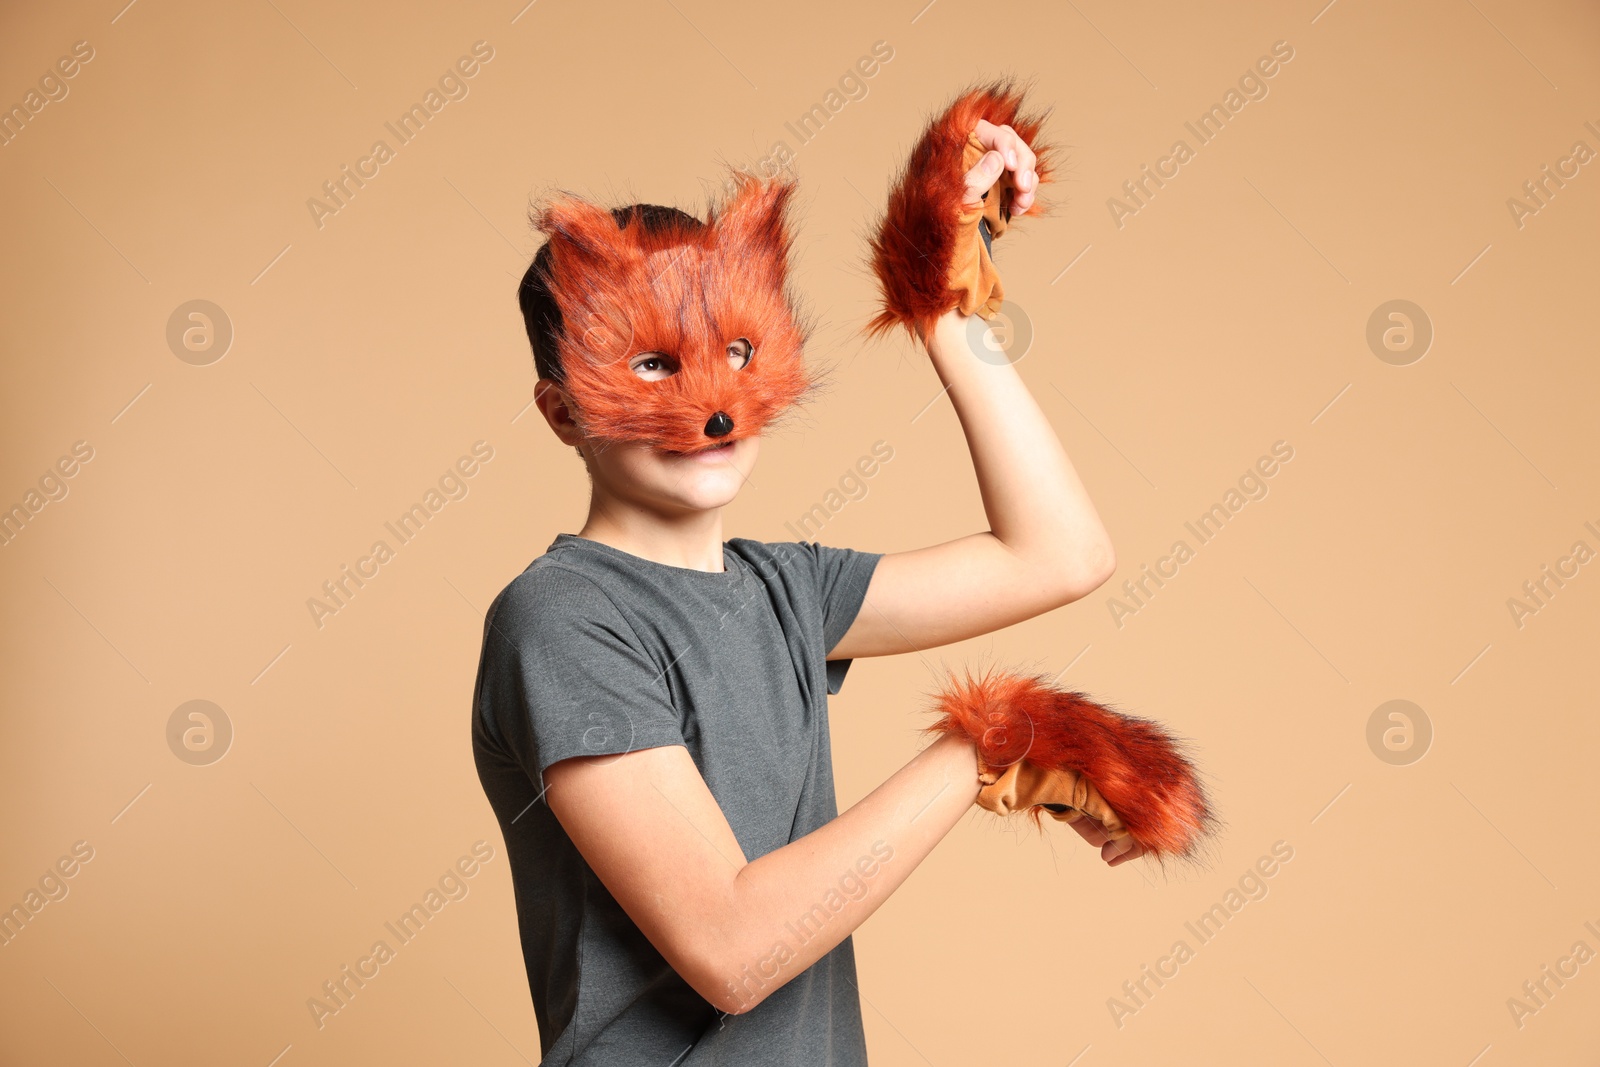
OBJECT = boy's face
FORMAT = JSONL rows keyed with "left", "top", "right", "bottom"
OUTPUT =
{"left": 534, "top": 176, "right": 813, "bottom": 455}
{"left": 582, "top": 431, "right": 759, "bottom": 514}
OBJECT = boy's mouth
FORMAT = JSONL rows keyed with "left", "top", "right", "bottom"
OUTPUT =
{"left": 661, "top": 440, "right": 736, "bottom": 459}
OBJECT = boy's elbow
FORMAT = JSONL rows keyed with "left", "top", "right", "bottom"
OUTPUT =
{"left": 681, "top": 950, "right": 765, "bottom": 1016}
{"left": 709, "top": 986, "right": 763, "bottom": 1016}
{"left": 1092, "top": 542, "right": 1117, "bottom": 588}
{"left": 1053, "top": 541, "right": 1117, "bottom": 603}
{"left": 661, "top": 877, "right": 787, "bottom": 1016}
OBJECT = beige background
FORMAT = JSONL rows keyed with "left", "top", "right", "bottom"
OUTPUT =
{"left": 2, "top": 0, "right": 1597, "bottom": 1063}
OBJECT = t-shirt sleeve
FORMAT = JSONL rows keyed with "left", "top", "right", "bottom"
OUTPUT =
{"left": 479, "top": 564, "right": 687, "bottom": 784}
{"left": 792, "top": 541, "right": 882, "bottom": 695}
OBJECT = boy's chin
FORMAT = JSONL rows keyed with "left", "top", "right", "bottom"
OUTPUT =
{"left": 643, "top": 469, "right": 744, "bottom": 512}
{"left": 647, "top": 438, "right": 754, "bottom": 507}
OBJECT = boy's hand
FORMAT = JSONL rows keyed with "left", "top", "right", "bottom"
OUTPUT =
{"left": 941, "top": 116, "right": 1045, "bottom": 327}
{"left": 974, "top": 756, "right": 1146, "bottom": 867}
{"left": 1067, "top": 815, "right": 1148, "bottom": 867}
{"left": 867, "top": 82, "right": 1054, "bottom": 341}
{"left": 961, "top": 118, "right": 1041, "bottom": 215}
{"left": 910, "top": 119, "right": 1045, "bottom": 344}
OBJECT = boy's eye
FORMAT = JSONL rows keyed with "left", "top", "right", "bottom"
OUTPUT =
{"left": 726, "top": 338, "right": 754, "bottom": 370}
{"left": 629, "top": 352, "right": 678, "bottom": 381}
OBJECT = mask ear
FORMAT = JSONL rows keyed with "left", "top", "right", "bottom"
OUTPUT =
{"left": 532, "top": 194, "right": 645, "bottom": 367}
{"left": 533, "top": 194, "right": 634, "bottom": 278}
{"left": 709, "top": 173, "right": 796, "bottom": 289}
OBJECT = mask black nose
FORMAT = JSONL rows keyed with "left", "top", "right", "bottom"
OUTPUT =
{"left": 704, "top": 411, "right": 733, "bottom": 438}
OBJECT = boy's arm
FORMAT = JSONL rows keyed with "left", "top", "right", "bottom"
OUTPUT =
{"left": 829, "top": 309, "right": 1116, "bottom": 658}
{"left": 830, "top": 122, "right": 1115, "bottom": 660}
{"left": 543, "top": 734, "right": 982, "bottom": 1016}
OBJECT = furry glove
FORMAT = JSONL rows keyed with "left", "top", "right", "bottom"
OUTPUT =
{"left": 868, "top": 82, "right": 1055, "bottom": 341}
{"left": 926, "top": 668, "right": 1215, "bottom": 860}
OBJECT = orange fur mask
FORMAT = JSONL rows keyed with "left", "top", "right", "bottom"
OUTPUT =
{"left": 531, "top": 175, "right": 816, "bottom": 453}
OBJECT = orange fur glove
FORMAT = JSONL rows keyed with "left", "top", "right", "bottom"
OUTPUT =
{"left": 927, "top": 668, "right": 1216, "bottom": 860}
{"left": 868, "top": 82, "right": 1055, "bottom": 341}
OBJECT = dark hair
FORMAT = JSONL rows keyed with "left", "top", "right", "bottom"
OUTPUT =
{"left": 518, "top": 203, "right": 704, "bottom": 382}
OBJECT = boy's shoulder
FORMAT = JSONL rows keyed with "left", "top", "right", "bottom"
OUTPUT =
{"left": 726, "top": 536, "right": 822, "bottom": 571}
{"left": 487, "top": 536, "right": 838, "bottom": 623}
{"left": 728, "top": 537, "right": 877, "bottom": 587}
{"left": 487, "top": 542, "right": 617, "bottom": 636}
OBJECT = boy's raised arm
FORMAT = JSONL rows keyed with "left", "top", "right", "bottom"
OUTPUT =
{"left": 831, "top": 107, "right": 1116, "bottom": 661}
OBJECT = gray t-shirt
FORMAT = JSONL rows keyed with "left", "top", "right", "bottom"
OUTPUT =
{"left": 472, "top": 533, "right": 883, "bottom": 1066}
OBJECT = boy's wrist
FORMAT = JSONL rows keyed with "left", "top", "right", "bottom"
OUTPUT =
{"left": 927, "top": 731, "right": 983, "bottom": 792}
{"left": 922, "top": 307, "right": 968, "bottom": 353}
{"left": 923, "top": 308, "right": 1016, "bottom": 384}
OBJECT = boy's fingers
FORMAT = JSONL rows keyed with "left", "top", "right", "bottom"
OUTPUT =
{"left": 1051, "top": 809, "right": 1146, "bottom": 865}
{"left": 970, "top": 119, "right": 1039, "bottom": 214}
{"left": 1105, "top": 837, "right": 1144, "bottom": 866}
{"left": 1064, "top": 811, "right": 1116, "bottom": 849}
{"left": 962, "top": 149, "right": 1007, "bottom": 206}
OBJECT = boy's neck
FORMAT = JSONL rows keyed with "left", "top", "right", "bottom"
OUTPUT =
{"left": 576, "top": 505, "right": 728, "bottom": 573}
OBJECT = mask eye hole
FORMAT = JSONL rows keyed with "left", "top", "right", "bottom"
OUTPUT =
{"left": 629, "top": 352, "right": 678, "bottom": 381}
{"left": 726, "top": 338, "right": 754, "bottom": 371}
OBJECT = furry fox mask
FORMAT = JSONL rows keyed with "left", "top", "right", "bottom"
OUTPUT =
{"left": 525, "top": 174, "right": 816, "bottom": 454}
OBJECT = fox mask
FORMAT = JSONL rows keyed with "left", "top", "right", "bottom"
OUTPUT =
{"left": 532, "top": 175, "right": 815, "bottom": 453}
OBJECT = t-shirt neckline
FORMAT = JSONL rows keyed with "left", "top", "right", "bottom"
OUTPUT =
{"left": 549, "top": 533, "right": 743, "bottom": 581}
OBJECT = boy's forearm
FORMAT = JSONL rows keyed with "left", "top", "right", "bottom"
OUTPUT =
{"left": 923, "top": 310, "right": 1115, "bottom": 592}
{"left": 706, "top": 734, "right": 979, "bottom": 1014}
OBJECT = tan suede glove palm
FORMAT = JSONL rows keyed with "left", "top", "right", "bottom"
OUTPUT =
{"left": 948, "top": 130, "right": 1017, "bottom": 321}
{"left": 976, "top": 756, "right": 1132, "bottom": 843}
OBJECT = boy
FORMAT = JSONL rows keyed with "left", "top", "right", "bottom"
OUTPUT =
{"left": 471, "top": 107, "right": 1126, "bottom": 1066}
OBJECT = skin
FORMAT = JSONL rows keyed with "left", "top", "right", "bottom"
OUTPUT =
{"left": 530, "top": 121, "right": 1139, "bottom": 1017}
